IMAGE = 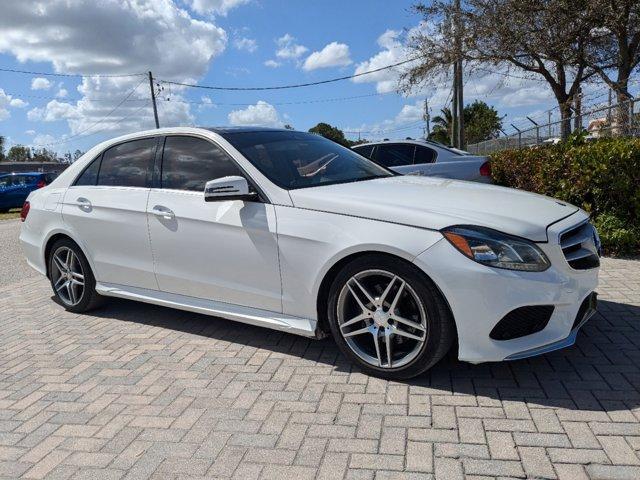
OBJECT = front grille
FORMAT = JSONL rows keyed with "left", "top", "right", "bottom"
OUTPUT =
{"left": 490, "top": 305, "right": 555, "bottom": 341}
{"left": 560, "top": 221, "right": 600, "bottom": 270}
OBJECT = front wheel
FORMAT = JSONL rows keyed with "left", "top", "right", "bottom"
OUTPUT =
{"left": 327, "top": 255, "right": 455, "bottom": 379}
{"left": 48, "top": 238, "right": 104, "bottom": 312}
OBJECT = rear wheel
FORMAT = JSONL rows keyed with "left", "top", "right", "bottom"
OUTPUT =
{"left": 48, "top": 238, "right": 104, "bottom": 312}
{"left": 327, "top": 255, "right": 455, "bottom": 379}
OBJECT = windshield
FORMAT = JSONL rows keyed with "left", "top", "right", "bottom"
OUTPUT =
{"left": 220, "top": 130, "right": 393, "bottom": 190}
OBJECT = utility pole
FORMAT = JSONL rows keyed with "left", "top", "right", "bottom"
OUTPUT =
{"left": 423, "top": 98, "right": 431, "bottom": 139}
{"left": 148, "top": 71, "right": 160, "bottom": 129}
{"left": 453, "top": 0, "right": 464, "bottom": 149}
{"left": 573, "top": 86, "right": 582, "bottom": 132}
{"left": 451, "top": 68, "right": 458, "bottom": 148}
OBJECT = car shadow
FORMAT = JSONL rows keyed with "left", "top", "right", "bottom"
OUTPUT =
{"left": 83, "top": 296, "right": 640, "bottom": 412}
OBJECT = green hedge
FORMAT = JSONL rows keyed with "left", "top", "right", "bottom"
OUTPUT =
{"left": 490, "top": 137, "right": 640, "bottom": 256}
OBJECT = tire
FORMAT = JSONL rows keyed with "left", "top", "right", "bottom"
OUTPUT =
{"left": 48, "top": 238, "right": 104, "bottom": 313}
{"left": 327, "top": 254, "right": 455, "bottom": 379}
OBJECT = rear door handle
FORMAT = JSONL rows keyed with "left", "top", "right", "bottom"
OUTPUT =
{"left": 76, "top": 197, "right": 92, "bottom": 209}
{"left": 151, "top": 205, "right": 175, "bottom": 220}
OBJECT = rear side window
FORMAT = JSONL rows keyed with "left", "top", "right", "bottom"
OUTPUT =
{"left": 353, "top": 145, "right": 374, "bottom": 159}
{"left": 375, "top": 144, "right": 416, "bottom": 167}
{"left": 161, "top": 136, "right": 243, "bottom": 191}
{"left": 414, "top": 146, "right": 436, "bottom": 164}
{"left": 97, "top": 138, "right": 156, "bottom": 187}
{"left": 75, "top": 157, "right": 101, "bottom": 186}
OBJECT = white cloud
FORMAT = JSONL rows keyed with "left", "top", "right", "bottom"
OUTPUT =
{"left": 32, "top": 133, "right": 57, "bottom": 147}
{"left": 234, "top": 36, "right": 257, "bottom": 53}
{"left": 228, "top": 101, "right": 283, "bottom": 127}
{"left": 0, "top": 89, "right": 27, "bottom": 121}
{"left": 56, "top": 88, "right": 68, "bottom": 98}
{"left": 0, "top": 0, "right": 227, "bottom": 137}
{"left": 352, "top": 30, "right": 410, "bottom": 93}
{"left": 264, "top": 59, "right": 281, "bottom": 68}
{"left": 275, "top": 34, "right": 308, "bottom": 60}
{"left": 303, "top": 42, "right": 352, "bottom": 71}
{"left": 187, "top": 0, "right": 249, "bottom": 15}
{"left": 31, "top": 77, "right": 51, "bottom": 90}
{"left": 25, "top": 129, "right": 36, "bottom": 136}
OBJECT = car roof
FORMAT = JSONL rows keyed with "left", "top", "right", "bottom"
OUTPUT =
{"left": 205, "top": 126, "right": 294, "bottom": 134}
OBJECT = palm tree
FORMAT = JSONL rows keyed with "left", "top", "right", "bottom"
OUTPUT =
{"left": 429, "top": 108, "right": 452, "bottom": 145}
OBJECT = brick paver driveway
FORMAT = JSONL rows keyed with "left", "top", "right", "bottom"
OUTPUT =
{"left": 1, "top": 231, "right": 639, "bottom": 479}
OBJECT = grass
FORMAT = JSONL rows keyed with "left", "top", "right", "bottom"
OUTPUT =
{"left": 0, "top": 208, "right": 21, "bottom": 221}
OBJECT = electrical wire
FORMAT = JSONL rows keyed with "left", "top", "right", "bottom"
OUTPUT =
{"left": 157, "top": 57, "right": 420, "bottom": 91}
{"left": 0, "top": 67, "right": 145, "bottom": 78}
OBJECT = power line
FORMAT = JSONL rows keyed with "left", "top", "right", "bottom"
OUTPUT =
{"left": 159, "top": 91, "right": 390, "bottom": 107}
{"left": 158, "top": 57, "right": 420, "bottom": 91}
{"left": 33, "top": 79, "right": 147, "bottom": 147}
{"left": 0, "top": 67, "right": 146, "bottom": 78}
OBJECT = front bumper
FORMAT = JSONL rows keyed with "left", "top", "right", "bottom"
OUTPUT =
{"left": 413, "top": 213, "right": 599, "bottom": 363}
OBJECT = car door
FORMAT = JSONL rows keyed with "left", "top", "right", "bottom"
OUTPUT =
{"left": 147, "top": 135, "right": 282, "bottom": 312}
{"left": 374, "top": 143, "right": 417, "bottom": 174}
{"left": 62, "top": 137, "right": 158, "bottom": 290}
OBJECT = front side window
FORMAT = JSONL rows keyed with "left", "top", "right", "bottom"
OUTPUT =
{"left": 97, "top": 138, "right": 156, "bottom": 187}
{"left": 220, "top": 130, "right": 391, "bottom": 190}
{"left": 161, "top": 136, "right": 243, "bottom": 191}
{"left": 0, "top": 176, "right": 14, "bottom": 187}
{"left": 375, "top": 144, "right": 416, "bottom": 167}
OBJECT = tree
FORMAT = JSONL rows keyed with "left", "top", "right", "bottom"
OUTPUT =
{"left": 0, "top": 136, "right": 5, "bottom": 161}
{"left": 429, "top": 101, "right": 501, "bottom": 145}
{"left": 283, "top": 124, "right": 294, "bottom": 130}
{"left": 31, "top": 148, "right": 58, "bottom": 163}
{"left": 430, "top": 107, "right": 453, "bottom": 144}
{"left": 7, "top": 145, "right": 31, "bottom": 162}
{"left": 308, "top": 122, "right": 350, "bottom": 147}
{"left": 585, "top": 0, "right": 640, "bottom": 132}
{"left": 402, "top": 0, "right": 597, "bottom": 138}
{"left": 463, "top": 100, "right": 502, "bottom": 144}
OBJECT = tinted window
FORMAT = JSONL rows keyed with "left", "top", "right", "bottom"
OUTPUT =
{"left": 353, "top": 145, "right": 374, "bottom": 159}
{"left": 220, "top": 131, "right": 391, "bottom": 190}
{"left": 161, "top": 136, "right": 243, "bottom": 191}
{"left": 0, "top": 176, "right": 10, "bottom": 188}
{"left": 376, "top": 144, "right": 415, "bottom": 167}
{"left": 414, "top": 146, "right": 436, "bottom": 164}
{"left": 75, "top": 157, "right": 101, "bottom": 186}
{"left": 97, "top": 138, "right": 156, "bottom": 187}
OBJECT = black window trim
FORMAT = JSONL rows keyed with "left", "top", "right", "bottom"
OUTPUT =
{"left": 72, "top": 135, "right": 160, "bottom": 188}
{"left": 157, "top": 133, "right": 270, "bottom": 204}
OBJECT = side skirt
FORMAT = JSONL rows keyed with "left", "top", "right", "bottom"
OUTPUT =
{"left": 95, "top": 282, "right": 317, "bottom": 337}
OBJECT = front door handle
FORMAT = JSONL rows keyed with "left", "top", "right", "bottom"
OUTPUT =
{"left": 151, "top": 205, "right": 175, "bottom": 220}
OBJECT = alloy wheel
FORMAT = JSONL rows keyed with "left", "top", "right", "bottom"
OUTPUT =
{"left": 51, "top": 246, "right": 85, "bottom": 306}
{"left": 336, "top": 269, "right": 428, "bottom": 369}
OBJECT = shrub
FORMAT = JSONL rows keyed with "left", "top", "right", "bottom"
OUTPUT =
{"left": 490, "top": 137, "right": 640, "bottom": 256}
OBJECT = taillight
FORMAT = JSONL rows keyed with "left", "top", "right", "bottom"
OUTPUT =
{"left": 479, "top": 161, "right": 491, "bottom": 177}
{"left": 36, "top": 180, "right": 46, "bottom": 188}
{"left": 20, "top": 201, "right": 30, "bottom": 222}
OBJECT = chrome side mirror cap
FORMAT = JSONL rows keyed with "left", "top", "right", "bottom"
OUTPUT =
{"left": 204, "top": 176, "right": 256, "bottom": 202}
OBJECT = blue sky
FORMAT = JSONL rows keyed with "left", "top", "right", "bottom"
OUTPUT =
{"left": 0, "top": 0, "right": 627, "bottom": 156}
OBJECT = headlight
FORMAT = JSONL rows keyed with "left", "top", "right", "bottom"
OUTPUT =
{"left": 442, "top": 225, "right": 550, "bottom": 272}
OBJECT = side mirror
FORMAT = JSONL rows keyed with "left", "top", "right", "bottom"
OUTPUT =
{"left": 204, "top": 176, "right": 257, "bottom": 202}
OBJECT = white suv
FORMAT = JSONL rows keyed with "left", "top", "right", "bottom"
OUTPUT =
{"left": 20, "top": 127, "right": 600, "bottom": 379}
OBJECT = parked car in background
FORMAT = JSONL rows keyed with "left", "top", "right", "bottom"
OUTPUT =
{"left": 353, "top": 139, "right": 492, "bottom": 183}
{"left": 0, "top": 172, "right": 56, "bottom": 212}
{"left": 20, "top": 127, "right": 600, "bottom": 379}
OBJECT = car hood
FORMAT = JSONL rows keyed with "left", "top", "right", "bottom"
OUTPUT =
{"left": 288, "top": 175, "right": 578, "bottom": 242}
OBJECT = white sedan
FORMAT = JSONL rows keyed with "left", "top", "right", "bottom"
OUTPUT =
{"left": 20, "top": 127, "right": 600, "bottom": 379}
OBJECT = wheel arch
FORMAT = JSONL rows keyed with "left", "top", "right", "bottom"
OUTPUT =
{"left": 315, "top": 250, "right": 458, "bottom": 346}
{"left": 43, "top": 231, "right": 93, "bottom": 280}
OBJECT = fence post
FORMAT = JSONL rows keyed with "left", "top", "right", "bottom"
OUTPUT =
{"left": 511, "top": 124, "right": 522, "bottom": 149}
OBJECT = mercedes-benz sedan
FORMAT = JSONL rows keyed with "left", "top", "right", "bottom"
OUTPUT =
{"left": 20, "top": 127, "right": 600, "bottom": 379}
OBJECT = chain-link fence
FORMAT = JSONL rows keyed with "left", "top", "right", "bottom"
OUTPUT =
{"left": 467, "top": 98, "right": 638, "bottom": 155}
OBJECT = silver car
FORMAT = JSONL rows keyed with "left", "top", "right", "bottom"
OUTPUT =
{"left": 353, "top": 139, "right": 491, "bottom": 183}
